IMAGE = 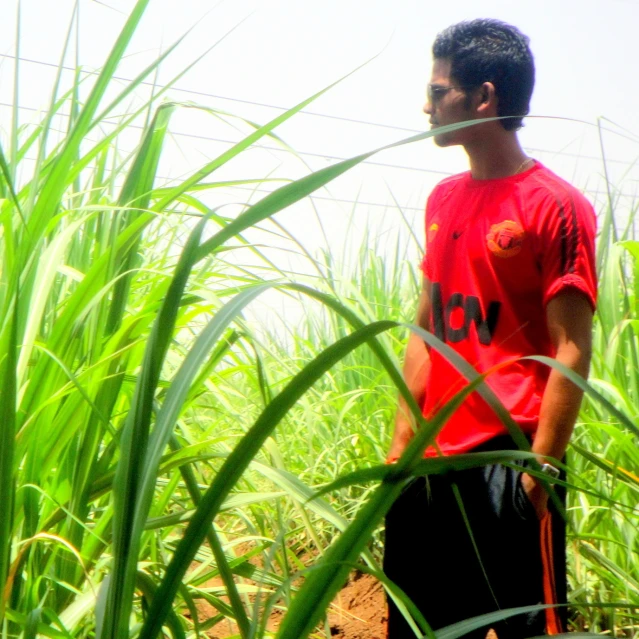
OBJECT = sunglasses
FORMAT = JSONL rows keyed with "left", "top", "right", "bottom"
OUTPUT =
{"left": 427, "top": 83, "right": 479, "bottom": 104}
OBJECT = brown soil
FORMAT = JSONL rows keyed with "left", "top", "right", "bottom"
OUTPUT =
{"left": 202, "top": 571, "right": 387, "bottom": 638}
{"left": 200, "top": 573, "right": 499, "bottom": 639}
{"left": 326, "top": 572, "right": 387, "bottom": 639}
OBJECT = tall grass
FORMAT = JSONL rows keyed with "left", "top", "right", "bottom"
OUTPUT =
{"left": 567, "top": 170, "right": 639, "bottom": 636}
{"left": 0, "top": 2, "right": 637, "bottom": 638}
{"left": 0, "top": 2, "right": 437, "bottom": 637}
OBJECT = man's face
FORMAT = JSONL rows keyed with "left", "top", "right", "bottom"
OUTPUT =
{"left": 423, "top": 58, "right": 477, "bottom": 148}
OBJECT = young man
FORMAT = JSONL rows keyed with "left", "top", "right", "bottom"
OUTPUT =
{"left": 384, "top": 19, "right": 597, "bottom": 639}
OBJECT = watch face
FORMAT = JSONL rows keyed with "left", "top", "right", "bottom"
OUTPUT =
{"left": 541, "top": 463, "right": 560, "bottom": 479}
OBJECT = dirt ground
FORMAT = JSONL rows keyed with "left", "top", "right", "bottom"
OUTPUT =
{"left": 200, "top": 572, "right": 498, "bottom": 639}
{"left": 326, "top": 572, "right": 387, "bottom": 639}
{"left": 203, "top": 571, "right": 387, "bottom": 638}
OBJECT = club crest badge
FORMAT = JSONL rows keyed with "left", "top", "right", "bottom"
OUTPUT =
{"left": 486, "top": 220, "right": 525, "bottom": 258}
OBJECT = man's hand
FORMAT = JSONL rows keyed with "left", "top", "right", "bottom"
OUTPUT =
{"left": 520, "top": 471, "right": 549, "bottom": 519}
{"left": 386, "top": 422, "right": 414, "bottom": 464}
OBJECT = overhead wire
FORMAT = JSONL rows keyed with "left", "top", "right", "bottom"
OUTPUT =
{"left": 1, "top": 100, "right": 636, "bottom": 176}
{"left": 0, "top": 52, "right": 419, "bottom": 133}
{"left": 153, "top": 181, "right": 639, "bottom": 208}
{"left": 0, "top": 100, "right": 452, "bottom": 176}
{"left": 2, "top": 52, "right": 638, "bottom": 217}
{"left": 1, "top": 52, "right": 639, "bottom": 169}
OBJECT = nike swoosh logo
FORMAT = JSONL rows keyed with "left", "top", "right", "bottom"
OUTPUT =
{"left": 453, "top": 230, "right": 463, "bottom": 239}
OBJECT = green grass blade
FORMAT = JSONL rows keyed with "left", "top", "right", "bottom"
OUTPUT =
{"left": 274, "top": 362, "right": 499, "bottom": 639}
{"left": 525, "top": 355, "right": 639, "bottom": 437}
{"left": 132, "top": 285, "right": 274, "bottom": 636}
{"left": 135, "top": 283, "right": 275, "bottom": 535}
{"left": 101, "top": 215, "right": 207, "bottom": 638}
{"left": 0, "top": 141, "right": 25, "bottom": 226}
{"left": 207, "top": 529, "right": 250, "bottom": 638}
{"left": 151, "top": 59, "right": 384, "bottom": 214}
{"left": 9, "top": 1, "right": 21, "bottom": 185}
{"left": 23, "top": 1, "right": 78, "bottom": 219}
{"left": 17, "top": 217, "right": 89, "bottom": 382}
{"left": 24, "top": 607, "right": 43, "bottom": 639}
{"left": 105, "top": 103, "right": 176, "bottom": 335}
{"left": 308, "top": 450, "right": 540, "bottom": 500}
{"left": 411, "top": 325, "right": 530, "bottom": 450}
{"left": 0, "top": 294, "right": 18, "bottom": 619}
{"left": 4, "top": 609, "right": 68, "bottom": 638}
{"left": 17, "top": 212, "right": 153, "bottom": 419}
{"left": 193, "top": 119, "right": 490, "bottom": 263}
{"left": 137, "top": 320, "right": 399, "bottom": 639}
{"left": 136, "top": 571, "right": 185, "bottom": 639}
{"left": 435, "top": 604, "right": 570, "bottom": 639}
{"left": 25, "top": 0, "right": 151, "bottom": 253}
{"left": 94, "top": 15, "right": 248, "bottom": 132}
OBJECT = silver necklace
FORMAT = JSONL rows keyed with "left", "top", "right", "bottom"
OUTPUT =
{"left": 515, "top": 157, "right": 534, "bottom": 174}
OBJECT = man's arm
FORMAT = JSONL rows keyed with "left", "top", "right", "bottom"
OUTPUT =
{"left": 386, "top": 277, "right": 433, "bottom": 464}
{"left": 522, "top": 289, "right": 594, "bottom": 517}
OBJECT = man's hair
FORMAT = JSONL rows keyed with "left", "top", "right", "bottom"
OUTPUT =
{"left": 432, "top": 19, "right": 535, "bottom": 131}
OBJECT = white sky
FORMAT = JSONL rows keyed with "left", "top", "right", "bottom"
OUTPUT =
{"left": 1, "top": 0, "right": 638, "bottom": 325}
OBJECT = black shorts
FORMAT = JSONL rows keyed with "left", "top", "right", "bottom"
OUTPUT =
{"left": 383, "top": 437, "right": 567, "bottom": 639}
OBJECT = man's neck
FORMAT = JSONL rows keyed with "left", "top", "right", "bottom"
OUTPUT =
{"left": 464, "top": 129, "right": 529, "bottom": 180}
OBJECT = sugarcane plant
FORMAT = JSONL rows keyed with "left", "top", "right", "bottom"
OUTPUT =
{"left": 0, "top": 1, "right": 637, "bottom": 638}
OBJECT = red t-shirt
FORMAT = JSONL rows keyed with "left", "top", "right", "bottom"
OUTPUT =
{"left": 420, "top": 161, "right": 597, "bottom": 455}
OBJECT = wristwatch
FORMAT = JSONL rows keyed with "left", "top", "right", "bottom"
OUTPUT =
{"left": 540, "top": 463, "right": 560, "bottom": 479}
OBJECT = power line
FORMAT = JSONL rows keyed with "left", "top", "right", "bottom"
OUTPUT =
{"left": 6, "top": 145, "right": 637, "bottom": 209}
{"left": 7, "top": 133, "right": 639, "bottom": 202}
{"left": 3, "top": 100, "right": 639, "bottom": 182}
{"left": 151, "top": 177, "right": 639, "bottom": 207}
{"left": 2, "top": 51, "right": 639, "bottom": 169}
{"left": 524, "top": 146, "right": 639, "bottom": 167}
{"left": 155, "top": 180, "right": 430, "bottom": 213}
{"left": 0, "top": 101, "right": 452, "bottom": 176}
{"left": 0, "top": 52, "right": 418, "bottom": 134}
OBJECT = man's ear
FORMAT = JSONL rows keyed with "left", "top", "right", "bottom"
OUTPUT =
{"left": 477, "top": 82, "right": 497, "bottom": 116}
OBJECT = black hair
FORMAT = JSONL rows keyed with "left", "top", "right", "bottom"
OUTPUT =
{"left": 432, "top": 19, "right": 535, "bottom": 131}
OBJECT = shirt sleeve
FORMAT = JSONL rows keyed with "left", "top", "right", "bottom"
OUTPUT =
{"left": 532, "top": 188, "right": 597, "bottom": 311}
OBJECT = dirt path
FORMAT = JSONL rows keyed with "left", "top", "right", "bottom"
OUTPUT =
{"left": 326, "top": 572, "right": 387, "bottom": 639}
{"left": 204, "top": 572, "right": 387, "bottom": 638}
{"left": 202, "top": 574, "right": 502, "bottom": 638}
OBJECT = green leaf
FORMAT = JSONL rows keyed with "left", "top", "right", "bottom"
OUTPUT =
{"left": 137, "top": 320, "right": 400, "bottom": 639}
{"left": 102, "top": 213, "right": 208, "bottom": 638}
{"left": 0, "top": 294, "right": 18, "bottom": 619}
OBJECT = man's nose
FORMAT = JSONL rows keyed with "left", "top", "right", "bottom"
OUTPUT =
{"left": 423, "top": 99, "right": 433, "bottom": 115}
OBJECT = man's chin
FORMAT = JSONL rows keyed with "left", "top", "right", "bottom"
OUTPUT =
{"left": 430, "top": 126, "right": 454, "bottom": 147}
{"left": 433, "top": 133, "right": 455, "bottom": 148}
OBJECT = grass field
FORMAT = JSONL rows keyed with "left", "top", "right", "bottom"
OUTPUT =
{"left": 0, "top": 2, "right": 637, "bottom": 637}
